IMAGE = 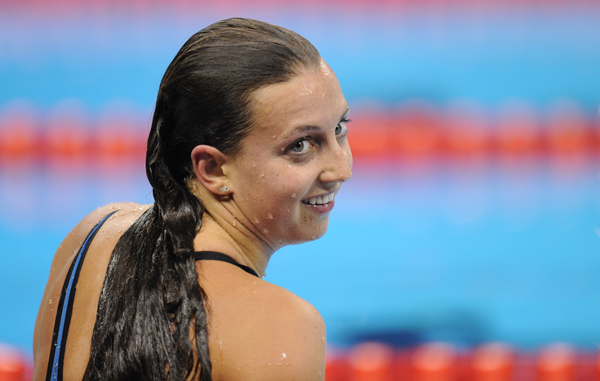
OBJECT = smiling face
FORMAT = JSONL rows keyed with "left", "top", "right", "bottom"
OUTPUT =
{"left": 224, "top": 61, "right": 352, "bottom": 247}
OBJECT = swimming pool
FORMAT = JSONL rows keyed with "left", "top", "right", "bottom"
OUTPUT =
{"left": 2, "top": 154, "right": 600, "bottom": 354}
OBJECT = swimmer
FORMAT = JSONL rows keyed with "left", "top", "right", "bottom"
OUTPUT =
{"left": 33, "top": 18, "right": 352, "bottom": 381}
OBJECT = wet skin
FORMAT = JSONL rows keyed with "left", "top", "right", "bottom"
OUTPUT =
{"left": 223, "top": 60, "right": 353, "bottom": 250}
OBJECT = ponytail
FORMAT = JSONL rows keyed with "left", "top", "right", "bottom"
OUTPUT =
{"left": 84, "top": 94, "right": 212, "bottom": 381}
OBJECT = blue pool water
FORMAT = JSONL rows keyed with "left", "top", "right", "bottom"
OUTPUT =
{"left": 2, "top": 0, "right": 600, "bottom": 357}
{"left": 2, "top": 156, "right": 600, "bottom": 354}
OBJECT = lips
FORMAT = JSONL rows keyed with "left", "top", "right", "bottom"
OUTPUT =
{"left": 302, "top": 192, "right": 334, "bottom": 206}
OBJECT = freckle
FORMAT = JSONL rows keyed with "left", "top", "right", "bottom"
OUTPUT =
{"left": 263, "top": 228, "right": 269, "bottom": 234}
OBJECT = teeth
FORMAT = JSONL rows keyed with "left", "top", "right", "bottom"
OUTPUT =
{"left": 303, "top": 193, "right": 334, "bottom": 205}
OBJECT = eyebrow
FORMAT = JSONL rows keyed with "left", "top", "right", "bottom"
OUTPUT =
{"left": 281, "top": 106, "right": 350, "bottom": 139}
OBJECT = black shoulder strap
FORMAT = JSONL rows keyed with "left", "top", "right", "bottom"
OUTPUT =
{"left": 194, "top": 251, "right": 260, "bottom": 278}
{"left": 45, "top": 210, "right": 118, "bottom": 381}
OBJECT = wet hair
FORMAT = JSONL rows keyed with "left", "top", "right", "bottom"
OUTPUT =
{"left": 83, "top": 18, "right": 321, "bottom": 381}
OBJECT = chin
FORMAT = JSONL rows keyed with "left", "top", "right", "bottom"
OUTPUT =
{"left": 281, "top": 226, "right": 329, "bottom": 246}
{"left": 305, "top": 223, "right": 329, "bottom": 243}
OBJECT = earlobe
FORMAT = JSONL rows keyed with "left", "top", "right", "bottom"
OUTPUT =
{"left": 190, "top": 145, "right": 230, "bottom": 195}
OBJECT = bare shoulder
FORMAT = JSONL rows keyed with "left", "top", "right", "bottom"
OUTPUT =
{"left": 206, "top": 271, "right": 326, "bottom": 381}
{"left": 40, "top": 202, "right": 148, "bottom": 283}
{"left": 32, "top": 202, "right": 151, "bottom": 381}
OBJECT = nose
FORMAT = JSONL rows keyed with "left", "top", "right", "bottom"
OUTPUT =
{"left": 319, "top": 141, "right": 353, "bottom": 184}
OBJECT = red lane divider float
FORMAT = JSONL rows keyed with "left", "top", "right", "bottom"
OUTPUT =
{"left": 326, "top": 342, "right": 600, "bottom": 381}
{"left": 0, "top": 344, "right": 31, "bottom": 381}
{"left": 0, "top": 109, "right": 148, "bottom": 168}
{"left": 1, "top": 104, "right": 599, "bottom": 167}
{"left": 2, "top": 341, "right": 600, "bottom": 380}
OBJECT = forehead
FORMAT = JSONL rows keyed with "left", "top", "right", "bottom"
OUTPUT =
{"left": 248, "top": 61, "right": 346, "bottom": 132}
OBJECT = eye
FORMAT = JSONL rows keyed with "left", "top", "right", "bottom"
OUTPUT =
{"left": 335, "top": 118, "right": 351, "bottom": 137}
{"left": 289, "top": 139, "right": 311, "bottom": 153}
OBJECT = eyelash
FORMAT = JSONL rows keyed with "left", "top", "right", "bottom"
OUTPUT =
{"left": 289, "top": 138, "right": 312, "bottom": 154}
{"left": 336, "top": 118, "right": 352, "bottom": 137}
{"left": 287, "top": 117, "right": 352, "bottom": 155}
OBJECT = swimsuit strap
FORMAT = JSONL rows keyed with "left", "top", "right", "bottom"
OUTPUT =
{"left": 45, "top": 210, "right": 118, "bottom": 381}
{"left": 194, "top": 251, "right": 260, "bottom": 278}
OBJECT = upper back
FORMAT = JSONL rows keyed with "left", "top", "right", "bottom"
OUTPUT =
{"left": 33, "top": 203, "right": 149, "bottom": 381}
{"left": 33, "top": 203, "right": 326, "bottom": 381}
{"left": 197, "top": 259, "right": 326, "bottom": 380}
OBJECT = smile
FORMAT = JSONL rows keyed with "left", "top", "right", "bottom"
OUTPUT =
{"left": 302, "top": 193, "right": 334, "bottom": 206}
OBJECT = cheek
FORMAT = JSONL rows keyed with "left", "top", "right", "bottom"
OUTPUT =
{"left": 258, "top": 172, "right": 310, "bottom": 218}
{"left": 343, "top": 140, "right": 353, "bottom": 168}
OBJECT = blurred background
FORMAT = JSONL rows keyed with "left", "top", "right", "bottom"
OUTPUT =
{"left": 1, "top": 0, "right": 600, "bottom": 378}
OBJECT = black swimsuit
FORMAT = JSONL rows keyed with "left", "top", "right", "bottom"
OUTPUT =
{"left": 194, "top": 251, "right": 259, "bottom": 277}
{"left": 46, "top": 212, "right": 259, "bottom": 381}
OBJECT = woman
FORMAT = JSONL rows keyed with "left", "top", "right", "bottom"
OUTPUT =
{"left": 33, "top": 17, "right": 352, "bottom": 381}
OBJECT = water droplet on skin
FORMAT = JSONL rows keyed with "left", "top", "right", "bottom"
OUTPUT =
{"left": 272, "top": 134, "right": 277, "bottom": 139}
{"left": 232, "top": 220, "right": 237, "bottom": 227}
{"left": 282, "top": 353, "right": 287, "bottom": 359}
{"left": 288, "top": 164, "right": 292, "bottom": 168}
{"left": 253, "top": 290, "right": 257, "bottom": 294}
{"left": 263, "top": 228, "right": 269, "bottom": 234}
{"left": 252, "top": 164, "right": 257, "bottom": 168}
{"left": 267, "top": 213, "right": 273, "bottom": 219}
{"left": 278, "top": 240, "right": 283, "bottom": 244}
{"left": 311, "top": 235, "right": 316, "bottom": 240}
{"left": 291, "top": 193, "right": 296, "bottom": 198}
{"left": 259, "top": 173, "right": 265, "bottom": 178}
{"left": 254, "top": 217, "right": 259, "bottom": 224}
{"left": 49, "top": 299, "right": 53, "bottom": 304}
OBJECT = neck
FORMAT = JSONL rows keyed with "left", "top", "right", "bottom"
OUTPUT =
{"left": 192, "top": 199, "right": 276, "bottom": 279}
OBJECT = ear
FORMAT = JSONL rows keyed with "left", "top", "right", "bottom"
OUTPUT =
{"left": 191, "top": 145, "right": 231, "bottom": 195}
